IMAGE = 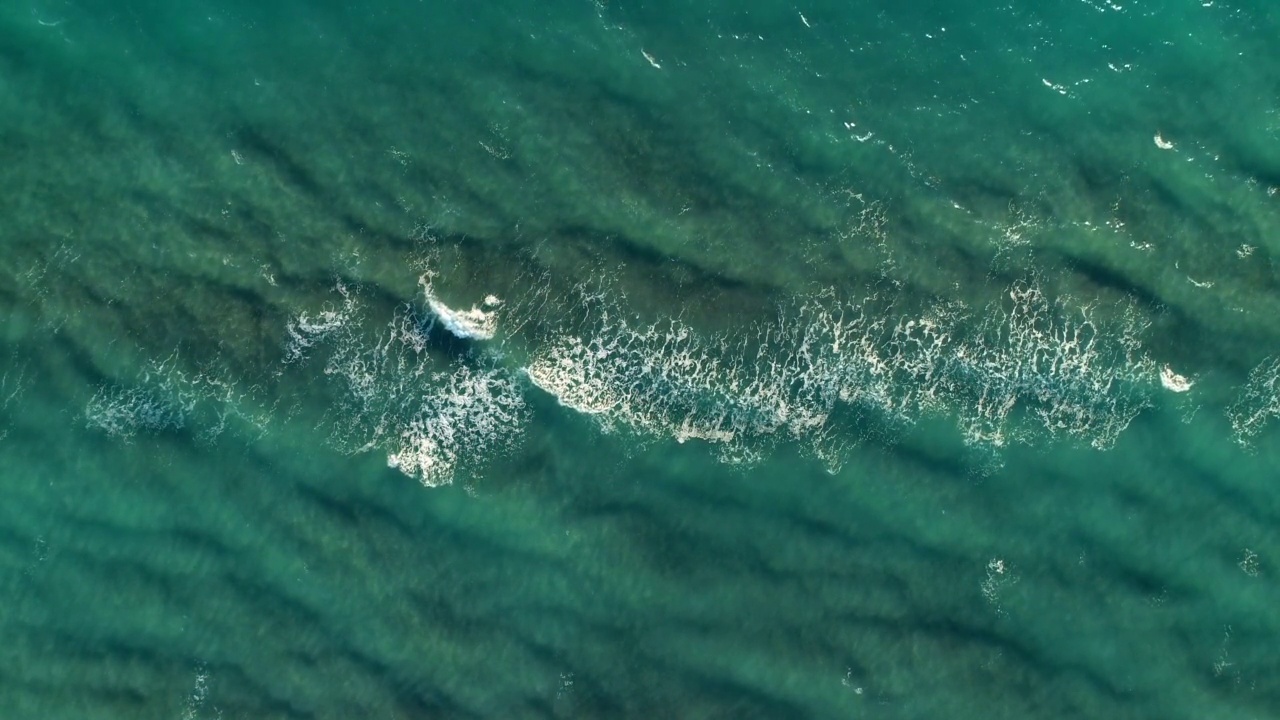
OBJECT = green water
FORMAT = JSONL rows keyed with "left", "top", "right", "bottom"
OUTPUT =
{"left": 2, "top": 0, "right": 1278, "bottom": 717}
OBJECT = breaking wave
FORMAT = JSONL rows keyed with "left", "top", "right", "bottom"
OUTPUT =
{"left": 94, "top": 266, "right": 1187, "bottom": 483}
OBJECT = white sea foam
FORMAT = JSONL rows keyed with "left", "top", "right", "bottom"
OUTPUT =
{"left": 1228, "top": 356, "right": 1280, "bottom": 446}
{"left": 286, "top": 286, "right": 525, "bottom": 486}
{"left": 85, "top": 384, "right": 186, "bottom": 440}
{"left": 523, "top": 311, "right": 813, "bottom": 465}
{"left": 948, "top": 283, "right": 1154, "bottom": 450}
{"left": 181, "top": 662, "right": 212, "bottom": 720}
{"left": 284, "top": 281, "right": 358, "bottom": 364}
{"left": 385, "top": 365, "right": 525, "bottom": 487}
{"left": 84, "top": 354, "right": 266, "bottom": 443}
{"left": 520, "top": 279, "right": 1157, "bottom": 468}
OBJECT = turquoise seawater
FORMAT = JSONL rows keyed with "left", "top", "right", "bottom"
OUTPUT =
{"left": 2, "top": 0, "right": 1279, "bottom": 717}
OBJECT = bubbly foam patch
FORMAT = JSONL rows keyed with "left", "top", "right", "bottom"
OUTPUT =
{"left": 1228, "top": 356, "right": 1280, "bottom": 446}
{"left": 520, "top": 280, "right": 1159, "bottom": 469}
{"left": 181, "top": 663, "right": 214, "bottom": 720}
{"left": 0, "top": 358, "right": 30, "bottom": 442}
{"left": 948, "top": 284, "right": 1155, "bottom": 450}
{"left": 384, "top": 365, "right": 525, "bottom": 486}
{"left": 84, "top": 355, "right": 258, "bottom": 442}
{"left": 285, "top": 284, "right": 525, "bottom": 486}
{"left": 284, "top": 282, "right": 359, "bottom": 364}
{"left": 85, "top": 384, "right": 186, "bottom": 440}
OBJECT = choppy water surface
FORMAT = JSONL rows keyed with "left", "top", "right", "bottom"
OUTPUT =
{"left": 1, "top": 1, "right": 1278, "bottom": 718}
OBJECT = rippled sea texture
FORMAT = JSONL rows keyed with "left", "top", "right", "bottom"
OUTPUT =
{"left": 2, "top": 1, "right": 1279, "bottom": 718}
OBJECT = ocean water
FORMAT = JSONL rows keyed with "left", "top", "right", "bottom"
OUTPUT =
{"left": 1, "top": 0, "right": 1279, "bottom": 717}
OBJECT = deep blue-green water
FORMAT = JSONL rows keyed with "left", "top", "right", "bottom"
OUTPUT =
{"left": 2, "top": 1, "right": 1279, "bottom": 717}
